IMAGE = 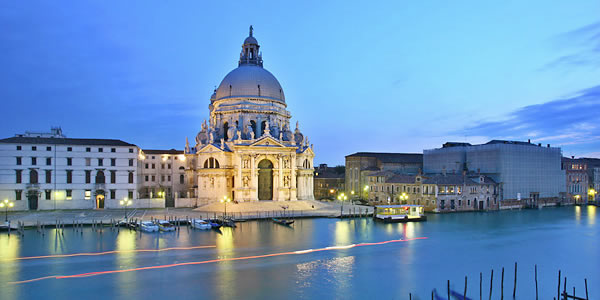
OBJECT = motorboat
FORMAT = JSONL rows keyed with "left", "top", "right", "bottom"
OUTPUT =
{"left": 191, "top": 219, "right": 211, "bottom": 230}
{"left": 140, "top": 221, "right": 158, "bottom": 232}
{"left": 373, "top": 205, "right": 427, "bottom": 223}
{"left": 208, "top": 219, "right": 222, "bottom": 229}
{"left": 157, "top": 220, "right": 176, "bottom": 232}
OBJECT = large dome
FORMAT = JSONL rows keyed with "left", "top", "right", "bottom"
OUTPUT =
{"left": 215, "top": 65, "right": 285, "bottom": 102}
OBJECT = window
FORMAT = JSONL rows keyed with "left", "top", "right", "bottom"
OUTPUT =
{"left": 16, "top": 170, "right": 22, "bottom": 183}
{"left": 98, "top": 158, "right": 103, "bottom": 166}
{"left": 110, "top": 170, "right": 116, "bottom": 184}
{"left": 161, "top": 164, "right": 165, "bottom": 169}
{"left": 16, "top": 157, "right": 22, "bottom": 165}
{"left": 16, "top": 190, "right": 22, "bottom": 200}
{"left": 46, "top": 170, "right": 52, "bottom": 183}
{"left": 145, "top": 163, "right": 149, "bottom": 169}
{"left": 152, "top": 175, "right": 155, "bottom": 182}
{"left": 152, "top": 156, "right": 155, "bottom": 159}
{"left": 85, "top": 170, "right": 91, "bottom": 184}
{"left": 152, "top": 164, "right": 155, "bottom": 169}
{"left": 86, "top": 147, "right": 91, "bottom": 152}
{"left": 66, "top": 190, "right": 72, "bottom": 200}
{"left": 29, "top": 170, "right": 38, "bottom": 184}
{"left": 67, "top": 147, "right": 72, "bottom": 152}
{"left": 111, "top": 148, "right": 116, "bottom": 153}
{"left": 167, "top": 175, "right": 171, "bottom": 182}
{"left": 180, "top": 174, "right": 184, "bottom": 184}
{"left": 46, "top": 146, "right": 51, "bottom": 151}
{"left": 32, "top": 146, "right": 37, "bottom": 151}
{"left": 85, "top": 158, "right": 91, "bottom": 166}
{"left": 128, "top": 190, "right": 134, "bottom": 199}
{"left": 129, "top": 148, "right": 134, "bottom": 153}
{"left": 129, "top": 159, "right": 133, "bottom": 167}
{"left": 161, "top": 175, "right": 165, "bottom": 182}
{"left": 17, "top": 145, "right": 22, "bottom": 150}
{"left": 145, "top": 175, "right": 149, "bottom": 182}
{"left": 66, "top": 170, "right": 73, "bottom": 184}
{"left": 111, "top": 158, "right": 116, "bottom": 166}
{"left": 46, "top": 157, "right": 51, "bottom": 165}
{"left": 98, "top": 148, "right": 103, "bottom": 152}
{"left": 85, "top": 190, "right": 91, "bottom": 200}
{"left": 67, "top": 157, "right": 72, "bottom": 166}
{"left": 96, "top": 171, "right": 105, "bottom": 184}
{"left": 45, "top": 190, "right": 51, "bottom": 200}
{"left": 168, "top": 164, "right": 171, "bottom": 169}
{"left": 203, "top": 157, "right": 220, "bottom": 168}
{"left": 128, "top": 172, "right": 134, "bottom": 184}
{"left": 32, "top": 157, "right": 37, "bottom": 165}
{"left": 110, "top": 189, "right": 116, "bottom": 199}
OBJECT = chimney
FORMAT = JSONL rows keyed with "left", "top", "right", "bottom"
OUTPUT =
{"left": 538, "top": 143, "right": 541, "bottom": 147}
{"left": 572, "top": 156, "right": 575, "bottom": 159}
{"left": 528, "top": 139, "right": 531, "bottom": 143}
{"left": 547, "top": 144, "right": 550, "bottom": 148}
{"left": 477, "top": 168, "right": 480, "bottom": 175}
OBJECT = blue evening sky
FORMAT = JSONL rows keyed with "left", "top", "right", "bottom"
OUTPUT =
{"left": 1, "top": 1, "right": 599, "bottom": 165}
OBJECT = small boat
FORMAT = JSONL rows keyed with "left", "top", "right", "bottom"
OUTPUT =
{"left": 373, "top": 205, "right": 427, "bottom": 223}
{"left": 272, "top": 218, "right": 294, "bottom": 226}
{"left": 140, "top": 221, "right": 159, "bottom": 232}
{"left": 208, "top": 219, "right": 222, "bottom": 229}
{"left": 157, "top": 220, "right": 175, "bottom": 232}
{"left": 191, "top": 219, "right": 211, "bottom": 230}
{"left": 222, "top": 218, "right": 236, "bottom": 228}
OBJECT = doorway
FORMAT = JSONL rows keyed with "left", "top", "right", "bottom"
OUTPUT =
{"left": 96, "top": 194, "right": 105, "bottom": 209}
{"left": 258, "top": 159, "right": 273, "bottom": 200}
{"left": 28, "top": 192, "right": 38, "bottom": 210}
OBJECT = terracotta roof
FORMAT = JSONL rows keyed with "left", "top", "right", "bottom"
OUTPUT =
{"left": 0, "top": 136, "right": 136, "bottom": 147}
{"left": 387, "top": 174, "right": 418, "bottom": 184}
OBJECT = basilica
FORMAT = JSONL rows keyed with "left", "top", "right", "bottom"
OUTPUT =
{"left": 184, "top": 27, "right": 315, "bottom": 204}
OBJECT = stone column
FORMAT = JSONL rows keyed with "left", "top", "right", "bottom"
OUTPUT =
{"left": 278, "top": 155, "right": 283, "bottom": 201}
{"left": 251, "top": 155, "right": 257, "bottom": 201}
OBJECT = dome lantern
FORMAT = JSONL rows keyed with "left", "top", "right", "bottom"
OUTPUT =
{"left": 239, "top": 25, "right": 263, "bottom": 67}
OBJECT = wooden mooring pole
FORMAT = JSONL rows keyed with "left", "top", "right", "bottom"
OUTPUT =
{"left": 513, "top": 262, "right": 517, "bottom": 298}
{"left": 558, "top": 270, "right": 561, "bottom": 300}
{"left": 489, "top": 269, "right": 494, "bottom": 300}
{"left": 501, "top": 267, "right": 504, "bottom": 300}
{"left": 480, "top": 272, "right": 482, "bottom": 300}
{"left": 535, "top": 265, "right": 538, "bottom": 300}
{"left": 464, "top": 276, "right": 467, "bottom": 300}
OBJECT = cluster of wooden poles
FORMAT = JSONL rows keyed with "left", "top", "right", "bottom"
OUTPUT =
{"left": 405, "top": 263, "right": 590, "bottom": 300}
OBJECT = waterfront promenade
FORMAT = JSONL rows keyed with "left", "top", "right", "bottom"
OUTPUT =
{"left": 2, "top": 200, "right": 373, "bottom": 227}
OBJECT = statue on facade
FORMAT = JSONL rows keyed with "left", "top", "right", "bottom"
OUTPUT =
{"left": 243, "top": 176, "right": 249, "bottom": 187}
{"left": 263, "top": 121, "right": 271, "bottom": 136}
{"left": 294, "top": 121, "right": 304, "bottom": 146}
{"left": 283, "top": 176, "right": 290, "bottom": 187}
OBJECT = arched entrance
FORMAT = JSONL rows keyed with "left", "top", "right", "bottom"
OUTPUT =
{"left": 258, "top": 159, "right": 273, "bottom": 200}
{"left": 96, "top": 191, "right": 105, "bottom": 209}
{"left": 27, "top": 190, "right": 38, "bottom": 210}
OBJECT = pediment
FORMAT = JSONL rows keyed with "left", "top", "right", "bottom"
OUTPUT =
{"left": 196, "top": 143, "right": 224, "bottom": 153}
{"left": 298, "top": 146, "right": 315, "bottom": 157}
{"left": 249, "top": 136, "right": 285, "bottom": 148}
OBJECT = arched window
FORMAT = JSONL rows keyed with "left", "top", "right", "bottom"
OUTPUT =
{"left": 250, "top": 120, "right": 257, "bottom": 137}
{"left": 30, "top": 170, "right": 38, "bottom": 184}
{"left": 96, "top": 170, "right": 105, "bottom": 184}
{"left": 223, "top": 122, "right": 230, "bottom": 141}
{"left": 180, "top": 174, "right": 185, "bottom": 184}
{"left": 128, "top": 172, "right": 134, "bottom": 184}
{"left": 203, "top": 157, "right": 220, "bottom": 169}
{"left": 303, "top": 159, "right": 310, "bottom": 169}
{"left": 179, "top": 166, "right": 185, "bottom": 170}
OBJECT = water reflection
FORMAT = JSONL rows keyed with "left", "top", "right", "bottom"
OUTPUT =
{"left": 0, "top": 234, "right": 21, "bottom": 299}
{"left": 216, "top": 228, "right": 236, "bottom": 300}
{"left": 116, "top": 230, "right": 138, "bottom": 298}
{"left": 575, "top": 206, "right": 581, "bottom": 223}
{"left": 296, "top": 256, "right": 355, "bottom": 296}
{"left": 334, "top": 221, "right": 352, "bottom": 245}
{"left": 587, "top": 205, "right": 596, "bottom": 226}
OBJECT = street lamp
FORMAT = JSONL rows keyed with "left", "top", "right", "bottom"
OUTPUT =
{"left": 399, "top": 192, "right": 409, "bottom": 204}
{"left": 0, "top": 199, "right": 14, "bottom": 222}
{"left": 220, "top": 196, "right": 231, "bottom": 217}
{"left": 574, "top": 194, "right": 581, "bottom": 204}
{"left": 119, "top": 197, "right": 133, "bottom": 222}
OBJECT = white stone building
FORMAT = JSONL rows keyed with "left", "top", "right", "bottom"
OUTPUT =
{"left": 138, "top": 149, "right": 194, "bottom": 207}
{"left": 187, "top": 27, "right": 315, "bottom": 204}
{"left": 0, "top": 128, "right": 139, "bottom": 210}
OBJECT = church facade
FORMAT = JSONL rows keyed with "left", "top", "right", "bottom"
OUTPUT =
{"left": 185, "top": 27, "right": 315, "bottom": 205}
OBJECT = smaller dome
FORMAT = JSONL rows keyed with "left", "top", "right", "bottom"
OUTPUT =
{"left": 244, "top": 36, "right": 258, "bottom": 45}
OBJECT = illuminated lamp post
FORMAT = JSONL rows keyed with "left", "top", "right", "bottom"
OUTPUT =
{"left": 399, "top": 192, "right": 409, "bottom": 204}
{"left": 0, "top": 199, "right": 15, "bottom": 222}
{"left": 220, "top": 196, "right": 231, "bottom": 217}
{"left": 120, "top": 197, "right": 132, "bottom": 222}
{"left": 574, "top": 194, "right": 581, "bottom": 204}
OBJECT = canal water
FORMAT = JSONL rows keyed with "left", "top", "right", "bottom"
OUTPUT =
{"left": 0, "top": 206, "right": 597, "bottom": 300}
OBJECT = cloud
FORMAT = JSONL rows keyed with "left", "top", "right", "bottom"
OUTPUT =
{"left": 461, "top": 85, "right": 600, "bottom": 149}
{"left": 544, "top": 22, "right": 600, "bottom": 71}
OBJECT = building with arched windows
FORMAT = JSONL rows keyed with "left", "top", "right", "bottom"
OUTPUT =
{"left": 186, "top": 27, "right": 315, "bottom": 204}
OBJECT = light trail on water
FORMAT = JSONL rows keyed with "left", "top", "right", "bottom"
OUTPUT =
{"left": 10, "top": 237, "right": 427, "bottom": 284}
{"left": 2, "top": 245, "right": 217, "bottom": 262}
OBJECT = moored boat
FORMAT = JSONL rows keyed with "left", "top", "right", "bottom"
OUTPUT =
{"left": 191, "top": 219, "right": 211, "bottom": 230}
{"left": 157, "top": 220, "right": 176, "bottom": 232}
{"left": 140, "top": 221, "right": 159, "bottom": 232}
{"left": 272, "top": 218, "right": 294, "bottom": 226}
{"left": 374, "top": 205, "right": 427, "bottom": 223}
